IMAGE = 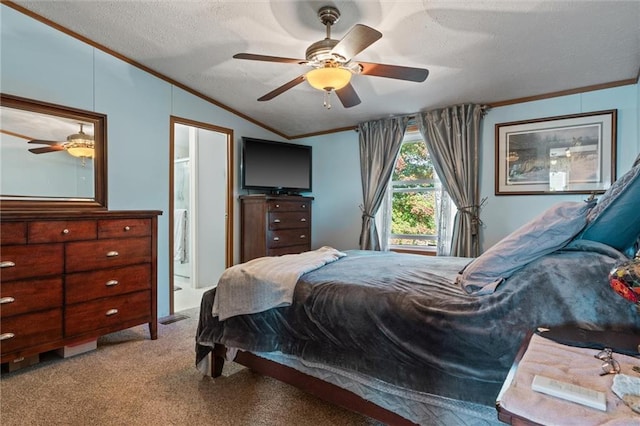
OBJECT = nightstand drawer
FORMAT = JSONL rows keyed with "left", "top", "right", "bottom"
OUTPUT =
{"left": 65, "top": 290, "right": 151, "bottom": 336}
{"left": 65, "top": 237, "right": 151, "bottom": 272}
{"left": 0, "top": 244, "right": 64, "bottom": 281}
{"left": 98, "top": 218, "right": 151, "bottom": 239}
{"left": 269, "top": 211, "right": 310, "bottom": 230}
{"left": 267, "top": 229, "right": 310, "bottom": 248}
{"left": 65, "top": 264, "right": 151, "bottom": 304}
{"left": 0, "top": 309, "right": 63, "bottom": 354}
{"left": 0, "top": 277, "right": 63, "bottom": 318}
{"left": 28, "top": 220, "right": 97, "bottom": 243}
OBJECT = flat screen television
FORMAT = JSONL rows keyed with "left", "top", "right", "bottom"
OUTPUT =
{"left": 241, "top": 137, "right": 312, "bottom": 195}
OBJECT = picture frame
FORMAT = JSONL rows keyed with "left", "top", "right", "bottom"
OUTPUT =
{"left": 495, "top": 110, "right": 616, "bottom": 195}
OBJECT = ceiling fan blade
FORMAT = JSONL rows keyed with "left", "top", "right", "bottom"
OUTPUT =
{"left": 28, "top": 139, "right": 63, "bottom": 145}
{"left": 330, "top": 24, "right": 382, "bottom": 62}
{"left": 335, "top": 83, "right": 361, "bottom": 108}
{"left": 29, "top": 145, "right": 65, "bottom": 154}
{"left": 258, "top": 75, "right": 306, "bottom": 101}
{"left": 233, "top": 53, "right": 306, "bottom": 65}
{"left": 358, "top": 61, "right": 429, "bottom": 82}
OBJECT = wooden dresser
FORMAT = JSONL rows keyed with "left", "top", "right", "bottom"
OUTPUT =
{"left": 240, "top": 195, "right": 313, "bottom": 262}
{"left": 0, "top": 210, "right": 161, "bottom": 365}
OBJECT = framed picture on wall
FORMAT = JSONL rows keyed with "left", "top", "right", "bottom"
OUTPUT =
{"left": 495, "top": 110, "right": 617, "bottom": 195}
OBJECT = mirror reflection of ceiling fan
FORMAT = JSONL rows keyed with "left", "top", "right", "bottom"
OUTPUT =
{"left": 28, "top": 123, "right": 95, "bottom": 158}
{"left": 234, "top": 5, "right": 429, "bottom": 109}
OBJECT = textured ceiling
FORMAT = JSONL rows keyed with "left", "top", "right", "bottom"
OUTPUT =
{"left": 9, "top": 1, "right": 640, "bottom": 138}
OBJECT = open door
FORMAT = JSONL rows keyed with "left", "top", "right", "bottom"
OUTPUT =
{"left": 169, "top": 116, "right": 233, "bottom": 313}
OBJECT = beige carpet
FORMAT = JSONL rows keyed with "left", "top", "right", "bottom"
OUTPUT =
{"left": 0, "top": 307, "right": 381, "bottom": 426}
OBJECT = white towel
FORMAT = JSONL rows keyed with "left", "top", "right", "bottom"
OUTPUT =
{"left": 174, "top": 209, "right": 188, "bottom": 263}
{"left": 212, "top": 246, "right": 346, "bottom": 320}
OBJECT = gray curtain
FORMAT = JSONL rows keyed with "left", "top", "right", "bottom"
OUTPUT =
{"left": 358, "top": 116, "right": 409, "bottom": 250}
{"left": 417, "top": 104, "right": 485, "bottom": 257}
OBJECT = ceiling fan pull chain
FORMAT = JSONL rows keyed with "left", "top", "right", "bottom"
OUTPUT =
{"left": 323, "top": 90, "right": 332, "bottom": 109}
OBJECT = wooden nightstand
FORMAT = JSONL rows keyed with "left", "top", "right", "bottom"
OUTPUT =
{"left": 496, "top": 330, "right": 640, "bottom": 425}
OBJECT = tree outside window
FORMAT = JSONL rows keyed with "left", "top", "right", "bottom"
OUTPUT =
{"left": 388, "top": 132, "right": 445, "bottom": 249}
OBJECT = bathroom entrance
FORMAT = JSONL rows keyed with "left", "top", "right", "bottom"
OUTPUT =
{"left": 169, "top": 116, "right": 233, "bottom": 313}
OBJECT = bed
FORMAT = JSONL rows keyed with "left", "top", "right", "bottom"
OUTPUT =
{"left": 195, "top": 164, "right": 640, "bottom": 425}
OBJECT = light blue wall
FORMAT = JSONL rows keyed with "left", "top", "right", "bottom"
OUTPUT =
{"left": 300, "top": 83, "right": 640, "bottom": 253}
{"left": 480, "top": 84, "right": 639, "bottom": 249}
{"left": 1, "top": 6, "right": 285, "bottom": 317}
{"left": 298, "top": 131, "right": 363, "bottom": 251}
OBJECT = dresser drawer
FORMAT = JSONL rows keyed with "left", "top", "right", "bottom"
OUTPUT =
{"left": 0, "top": 277, "right": 63, "bottom": 318}
{"left": 267, "top": 229, "right": 310, "bottom": 248}
{"left": 267, "top": 245, "right": 311, "bottom": 257}
{"left": 65, "top": 237, "right": 151, "bottom": 272}
{"left": 0, "top": 244, "right": 64, "bottom": 281}
{"left": 65, "top": 290, "right": 151, "bottom": 336}
{"left": 1, "top": 222, "right": 27, "bottom": 245}
{"left": 66, "top": 264, "right": 151, "bottom": 304}
{"left": 98, "top": 218, "right": 151, "bottom": 239}
{"left": 28, "top": 220, "right": 97, "bottom": 243}
{"left": 0, "top": 309, "right": 63, "bottom": 354}
{"left": 268, "top": 200, "right": 311, "bottom": 212}
{"left": 269, "top": 211, "right": 310, "bottom": 230}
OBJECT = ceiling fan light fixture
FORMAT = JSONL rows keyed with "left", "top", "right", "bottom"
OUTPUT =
{"left": 65, "top": 124, "right": 95, "bottom": 158}
{"left": 65, "top": 138, "right": 95, "bottom": 158}
{"left": 65, "top": 142, "right": 94, "bottom": 158}
{"left": 306, "top": 67, "right": 351, "bottom": 91}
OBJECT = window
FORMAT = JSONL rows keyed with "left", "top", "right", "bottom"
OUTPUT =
{"left": 385, "top": 128, "right": 452, "bottom": 253}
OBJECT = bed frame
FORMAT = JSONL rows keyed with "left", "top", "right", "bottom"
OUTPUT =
{"left": 210, "top": 343, "right": 418, "bottom": 425}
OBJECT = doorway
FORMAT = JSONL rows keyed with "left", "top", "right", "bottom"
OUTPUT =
{"left": 169, "top": 116, "right": 233, "bottom": 314}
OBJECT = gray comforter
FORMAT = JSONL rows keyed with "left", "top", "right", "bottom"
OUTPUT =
{"left": 196, "top": 242, "right": 640, "bottom": 406}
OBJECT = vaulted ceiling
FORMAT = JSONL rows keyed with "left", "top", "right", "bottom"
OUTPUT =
{"left": 8, "top": 1, "right": 640, "bottom": 138}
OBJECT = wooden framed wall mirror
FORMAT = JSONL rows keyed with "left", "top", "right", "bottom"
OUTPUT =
{"left": 0, "top": 94, "right": 107, "bottom": 210}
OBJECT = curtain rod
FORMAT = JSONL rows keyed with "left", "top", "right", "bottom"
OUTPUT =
{"left": 354, "top": 104, "right": 491, "bottom": 131}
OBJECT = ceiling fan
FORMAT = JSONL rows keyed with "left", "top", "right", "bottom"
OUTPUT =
{"left": 28, "top": 123, "right": 95, "bottom": 158}
{"left": 233, "top": 6, "right": 429, "bottom": 109}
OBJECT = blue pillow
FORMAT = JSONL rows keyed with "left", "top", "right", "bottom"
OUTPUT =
{"left": 577, "top": 163, "right": 640, "bottom": 254}
{"left": 457, "top": 200, "right": 595, "bottom": 294}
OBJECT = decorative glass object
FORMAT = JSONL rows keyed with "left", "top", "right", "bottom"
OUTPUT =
{"left": 609, "top": 256, "right": 640, "bottom": 305}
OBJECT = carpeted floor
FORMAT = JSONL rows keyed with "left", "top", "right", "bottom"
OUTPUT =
{"left": 0, "top": 307, "right": 381, "bottom": 426}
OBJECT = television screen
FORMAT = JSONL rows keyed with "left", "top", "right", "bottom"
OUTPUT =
{"left": 241, "top": 137, "right": 312, "bottom": 194}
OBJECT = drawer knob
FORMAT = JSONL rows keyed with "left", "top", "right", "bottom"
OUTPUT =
{"left": 106, "top": 251, "right": 119, "bottom": 257}
{"left": 106, "top": 308, "right": 119, "bottom": 316}
{"left": 62, "top": 229, "right": 70, "bottom": 234}
{"left": 0, "top": 261, "right": 16, "bottom": 268}
{"left": 124, "top": 226, "right": 131, "bottom": 231}
{"left": 0, "top": 333, "right": 15, "bottom": 341}
{"left": 299, "top": 235, "right": 307, "bottom": 239}
{"left": 273, "top": 219, "right": 281, "bottom": 223}
{"left": 300, "top": 218, "right": 306, "bottom": 222}
{"left": 106, "top": 280, "right": 119, "bottom": 287}
{"left": 302, "top": 204, "right": 306, "bottom": 208}
{"left": 275, "top": 204, "right": 280, "bottom": 208}
{"left": 273, "top": 237, "right": 280, "bottom": 241}
{"left": 0, "top": 297, "right": 15, "bottom": 304}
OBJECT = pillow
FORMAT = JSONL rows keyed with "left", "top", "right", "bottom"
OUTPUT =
{"left": 457, "top": 200, "right": 595, "bottom": 295}
{"left": 577, "top": 164, "right": 640, "bottom": 254}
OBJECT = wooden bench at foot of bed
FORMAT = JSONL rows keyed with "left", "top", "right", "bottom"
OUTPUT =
{"left": 211, "top": 343, "right": 417, "bottom": 426}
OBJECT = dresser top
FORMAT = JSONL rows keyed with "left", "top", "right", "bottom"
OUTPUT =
{"left": 0, "top": 210, "right": 163, "bottom": 221}
{"left": 239, "top": 194, "right": 314, "bottom": 201}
